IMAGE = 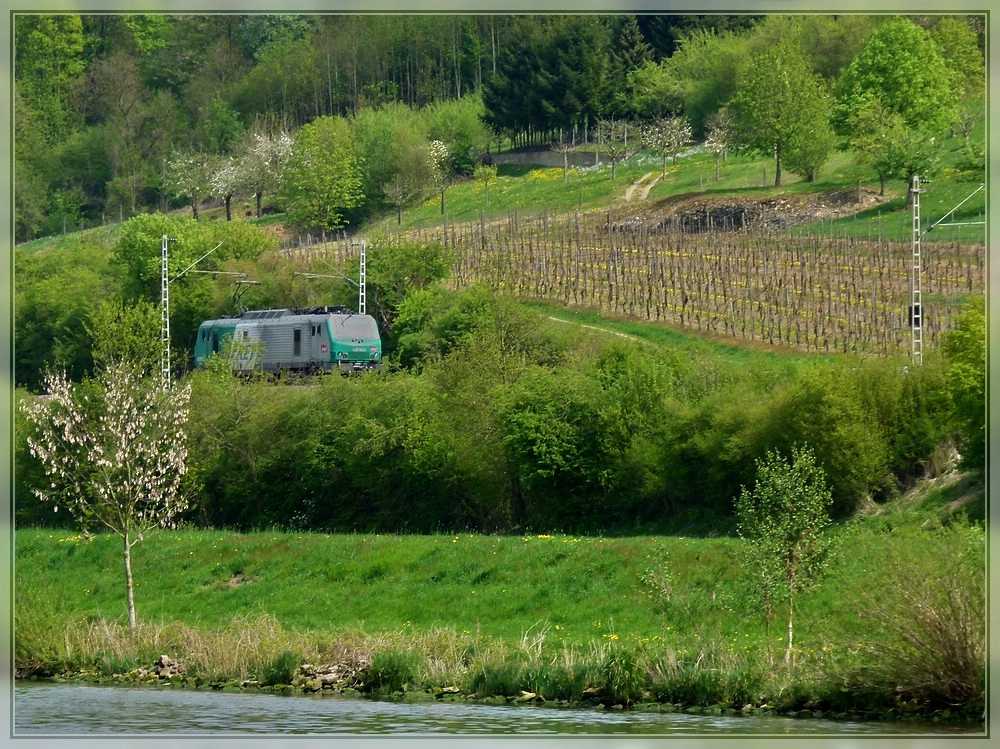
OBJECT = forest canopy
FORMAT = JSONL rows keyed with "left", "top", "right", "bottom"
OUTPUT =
{"left": 13, "top": 13, "right": 984, "bottom": 241}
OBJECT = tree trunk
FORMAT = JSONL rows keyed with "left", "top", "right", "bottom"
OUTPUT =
{"left": 784, "top": 589, "right": 794, "bottom": 666}
{"left": 123, "top": 532, "right": 136, "bottom": 630}
{"left": 774, "top": 152, "right": 782, "bottom": 187}
{"left": 191, "top": 197, "right": 199, "bottom": 220}
{"left": 225, "top": 194, "right": 232, "bottom": 221}
{"left": 256, "top": 191, "right": 263, "bottom": 218}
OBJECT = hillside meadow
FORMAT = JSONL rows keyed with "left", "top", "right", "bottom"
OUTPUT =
{"left": 12, "top": 59, "right": 987, "bottom": 726}
{"left": 14, "top": 469, "right": 984, "bottom": 721}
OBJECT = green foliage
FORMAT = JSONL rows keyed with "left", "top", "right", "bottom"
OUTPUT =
{"left": 362, "top": 650, "right": 420, "bottom": 695}
{"left": 14, "top": 15, "right": 86, "bottom": 141}
{"left": 639, "top": 542, "right": 674, "bottom": 610}
{"left": 930, "top": 17, "right": 985, "bottom": 101}
{"left": 598, "top": 643, "right": 644, "bottom": 705}
{"left": 662, "top": 27, "right": 751, "bottom": 137}
{"left": 626, "top": 61, "right": 684, "bottom": 122}
{"left": 260, "top": 649, "right": 301, "bottom": 686}
{"left": 835, "top": 17, "right": 961, "bottom": 134}
{"left": 85, "top": 298, "right": 160, "bottom": 376}
{"left": 482, "top": 16, "right": 610, "bottom": 142}
{"left": 280, "top": 116, "right": 365, "bottom": 231}
{"left": 420, "top": 94, "right": 493, "bottom": 176}
{"left": 497, "top": 367, "right": 629, "bottom": 531}
{"left": 366, "top": 239, "right": 452, "bottom": 332}
{"left": 14, "top": 242, "right": 113, "bottom": 388}
{"left": 729, "top": 40, "right": 834, "bottom": 186}
{"left": 844, "top": 522, "right": 984, "bottom": 712}
{"left": 351, "top": 103, "right": 431, "bottom": 215}
{"left": 736, "top": 445, "right": 833, "bottom": 666}
{"left": 942, "top": 301, "right": 985, "bottom": 470}
{"left": 113, "top": 213, "right": 274, "bottom": 300}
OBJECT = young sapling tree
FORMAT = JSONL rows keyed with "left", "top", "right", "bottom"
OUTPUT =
{"left": 20, "top": 362, "right": 192, "bottom": 629}
{"left": 736, "top": 444, "right": 834, "bottom": 666}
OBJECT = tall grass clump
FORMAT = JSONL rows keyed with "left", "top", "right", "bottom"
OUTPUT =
{"left": 594, "top": 641, "right": 644, "bottom": 705}
{"left": 841, "top": 522, "right": 985, "bottom": 714}
{"left": 361, "top": 650, "right": 421, "bottom": 696}
{"left": 646, "top": 646, "right": 765, "bottom": 708}
{"left": 260, "top": 649, "right": 302, "bottom": 686}
{"left": 176, "top": 613, "right": 310, "bottom": 683}
{"left": 14, "top": 582, "right": 73, "bottom": 675}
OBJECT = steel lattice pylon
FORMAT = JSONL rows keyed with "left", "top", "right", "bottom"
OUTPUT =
{"left": 161, "top": 234, "right": 172, "bottom": 389}
{"left": 357, "top": 240, "right": 367, "bottom": 315}
{"left": 910, "top": 176, "right": 923, "bottom": 366}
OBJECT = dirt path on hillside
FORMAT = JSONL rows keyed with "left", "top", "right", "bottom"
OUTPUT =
{"left": 624, "top": 171, "right": 662, "bottom": 202}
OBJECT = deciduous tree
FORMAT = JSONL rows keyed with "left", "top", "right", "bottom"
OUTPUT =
{"left": 279, "top": 116, "right": 364, "bottom": 231}
{"left": 20, "top": 363, "right": 192, "bottom": 629}
{"left": 641, "top": 116, "right": 693, "bottom": 176}
{"left": 736, "top": 444, "right": 833, "bottom": 667}
{"left": 834, "top": 18, "right": 959, "bottom": 206}
{"left": 729, "top": 41, "right": 833, "bottom": 186}
{"left": 943, "top": 302, "right": 985, "bottom": 471}
{"left": 239, "top": 125, "right": 293, "bottom": 218}
{"left": 596, "top": 118, "right": 634, "bottom": 182}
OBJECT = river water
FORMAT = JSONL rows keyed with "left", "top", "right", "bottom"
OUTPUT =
{"left": 12, "top": 680, "right": 982, "bottom": 745}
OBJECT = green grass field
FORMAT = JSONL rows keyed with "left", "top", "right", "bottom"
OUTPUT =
{"left": 14, "top": 470, "right": 984, "bottom": 716}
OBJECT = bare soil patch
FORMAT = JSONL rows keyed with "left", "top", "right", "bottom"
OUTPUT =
{"left": 613, "top": 188, "right": 890, "bottom": 233}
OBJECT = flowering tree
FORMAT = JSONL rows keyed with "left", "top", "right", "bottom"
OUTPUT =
{"left": 641, "top": 116, "right": 693, "bottom": 177}
{"left": 241, "top": 129, "right": 293, "bottom": 218}
{"left": 596, "top": 118, "right": 634, "bottom": 182}
{"left": 20, "top": 363, "right": 191, "bottom": 629}
{"left": 704, "top": 109, "right": 734, "bottom": 182}
{"left": 428, "top": 139, "right": 453, "bottom": 215}
{"left": 164, "top": 150, "right": 215, "bottom": 219}
{"left": 210, "top": 154, "right": 245, "bottom": 222}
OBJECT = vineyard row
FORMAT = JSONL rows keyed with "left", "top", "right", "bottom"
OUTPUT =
{"left": 290, "top": 212, "right": 985, "bottom": 357}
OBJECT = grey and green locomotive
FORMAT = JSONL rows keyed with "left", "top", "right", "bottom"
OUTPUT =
{"left": 194, "top": 306, "right": 381, "bottom": 374}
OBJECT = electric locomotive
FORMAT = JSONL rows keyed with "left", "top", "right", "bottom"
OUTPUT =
{"left": 194, "top": 305, "right": 381, "bottom": 374}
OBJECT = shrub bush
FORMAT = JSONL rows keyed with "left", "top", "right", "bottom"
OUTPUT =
{"left": 260, "top": 649, "right": 301, "bottom": 686}
{"left": 362, "top": 650, "right": 420, "bottom": 696}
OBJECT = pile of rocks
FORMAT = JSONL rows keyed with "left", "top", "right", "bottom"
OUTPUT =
{"left": 132, "top": 654, "right": 186, "bottom": 681}
{"left": 294, "top": 654, "right": 373, "bottom": 692}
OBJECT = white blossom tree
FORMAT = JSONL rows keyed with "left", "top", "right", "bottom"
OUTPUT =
{"left": 641, "top": 116, "right": 693, "bottom": 176}
{"left": 210, "top": 154, "right": 246, "bottom": 222}
{"left": 428, "top": 139, "right": 453, "bottom": 215}
{"left": 704, "top": 109, "right": 734, "bottom": 182}
{"left": 241, "top": 129, "right": 293, "bottom": 218}
{"left": 596, "top": 118, "right": 634, "bottom": 182}
{"left": 164, "top": 150, "right": 215, "bottom": 219}
{"left": 20, "top": 363, "right": 191, "bottom": 629}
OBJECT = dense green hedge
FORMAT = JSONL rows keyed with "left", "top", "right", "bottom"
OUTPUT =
{"left": 33, "top": 290, "right": 949, "bottom": 535}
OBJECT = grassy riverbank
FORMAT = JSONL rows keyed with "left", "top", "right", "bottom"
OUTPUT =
{"left": 14, "top": 470, "right": 985, "bottom": 723}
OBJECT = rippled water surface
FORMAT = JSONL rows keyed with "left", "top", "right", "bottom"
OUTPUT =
{"left": 14, "top": 681, "right": 981, "bottom": 736}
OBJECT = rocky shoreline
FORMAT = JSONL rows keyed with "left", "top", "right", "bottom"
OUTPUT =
{"left": 15, "top": 656, "right": 980, "bottom": 727}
